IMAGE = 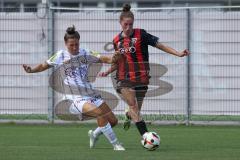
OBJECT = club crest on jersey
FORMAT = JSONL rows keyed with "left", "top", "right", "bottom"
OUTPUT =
{"left": 131, "top": 38, "right": 137, "bottom": 44}
{"left": 76, "top": 56, "right": 87, "bottom": 64}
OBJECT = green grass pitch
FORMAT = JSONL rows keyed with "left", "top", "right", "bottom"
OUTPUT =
{"left": 0, "top": 123, "right": 240, "bottom": 160}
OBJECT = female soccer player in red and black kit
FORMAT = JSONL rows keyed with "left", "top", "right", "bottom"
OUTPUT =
{"left": 100, "top": 4, "right": 190, "bottom": 137}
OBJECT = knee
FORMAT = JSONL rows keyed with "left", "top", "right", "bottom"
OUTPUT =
{"left": 129, "top": 103, "right": 139, "bottom": 112}
{"left": 128, "top": 100, "right": 137, "bottom": 107}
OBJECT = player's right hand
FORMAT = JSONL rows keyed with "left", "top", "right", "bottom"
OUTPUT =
{"left": 98, "top": 72, "right": 108, "bottom": 77}
{"left": 22, "top": 64, "right": 32, "bottom": 73}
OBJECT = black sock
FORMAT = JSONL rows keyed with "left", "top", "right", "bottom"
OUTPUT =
{"left": 135, "top": 120, "right": 148, "bottom": 136}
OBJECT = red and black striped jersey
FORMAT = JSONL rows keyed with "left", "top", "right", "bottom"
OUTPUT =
{"left": 113, "top": 28, "right": 159, "bottom": 84}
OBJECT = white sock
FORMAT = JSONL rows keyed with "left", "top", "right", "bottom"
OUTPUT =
{"left": 93, "top": 127, "right": 102, "bottom": 138}
{"left": 100, "top": 123, "right": 118, "bottom": 145}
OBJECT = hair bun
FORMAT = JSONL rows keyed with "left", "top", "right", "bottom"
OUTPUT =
{"left": 66, "top": 25, "right": 76, "bottom": 34}
{"left": 122, "top": 3, "right": 131, "bottom": 12}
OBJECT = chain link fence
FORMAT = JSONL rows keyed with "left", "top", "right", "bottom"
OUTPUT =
{"left": 1, "top": 5, "right": 240, "bottom": 124}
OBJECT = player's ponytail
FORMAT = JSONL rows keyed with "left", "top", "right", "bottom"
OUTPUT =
{"left": 64, "top": 25, "right": 80, "bottom": 42}
{"left": 120, "top": 3, "right": 134, "bottom": 21}
{"left": 122, "top": 3, "right": 131, "bottom": 12}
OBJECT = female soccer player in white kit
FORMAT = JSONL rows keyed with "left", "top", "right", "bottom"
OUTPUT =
{"left": 22, "top": 26, "right": 125, "bottom": 151}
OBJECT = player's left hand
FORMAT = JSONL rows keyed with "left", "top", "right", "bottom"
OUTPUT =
{"left": 178, "top": 49, "right": 190, "bottom": 57}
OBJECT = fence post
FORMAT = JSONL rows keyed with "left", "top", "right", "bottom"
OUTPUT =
{"left": 47, "top": 1, "right": 55, "bottom": 123}
{"left": 186, "top": 8, "right": 192, "bottom": 126}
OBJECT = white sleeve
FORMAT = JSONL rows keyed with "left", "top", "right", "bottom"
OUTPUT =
{"left": 86, "top": 50, "right": 101, "bottom": 63}
{"left": 46, "top": 50, "right": 62, "bottom": 67}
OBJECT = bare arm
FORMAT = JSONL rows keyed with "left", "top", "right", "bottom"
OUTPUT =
{"left": 98, "top": 51, "right": 122, "bottom": 64}
{"left": 99, "top": 54, "right": 113, "bottom": 64}
{"left": 98, "top": 51, "right": 122, "bottom": 76}
{"left": 99, "top": 64, "right": 117, "bottom": 77}
{"left": 22, "top": 62, "right": 50, "bottom": 73}
{"left": 155, "top": 42, "right": 190, "bottom": 57}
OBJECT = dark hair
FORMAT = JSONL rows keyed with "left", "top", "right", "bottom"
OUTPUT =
{"left": 120, "top": 3, "right": 134, "bottom": 21}
{"left": 64, "top": 25, "right": 80, "bottom": 42}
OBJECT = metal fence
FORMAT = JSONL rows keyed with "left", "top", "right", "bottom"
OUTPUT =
{"left": 1, "top": 5, "right": 240, "bottom": 124}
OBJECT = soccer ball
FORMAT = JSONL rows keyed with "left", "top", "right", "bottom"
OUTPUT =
{"left": 142, "top": 132, "right": 160, "bottom": 151}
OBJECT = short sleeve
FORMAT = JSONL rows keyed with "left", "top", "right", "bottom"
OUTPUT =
{"left": 86, "top": 50, "right": 101, "bottom": 63}
{"left": 141, "top": 29, "right": 159, "bottom": 47}
{"left": 46, "top": 50, "right": 63, "bottom": 67}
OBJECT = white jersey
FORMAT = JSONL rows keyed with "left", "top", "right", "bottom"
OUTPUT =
{"left": 46, "top": 48, "right": 101, "bottom": 97}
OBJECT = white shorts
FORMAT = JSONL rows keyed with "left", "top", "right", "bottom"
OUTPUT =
{"left": 69, "top": 95, "right": 104, "bottom": 114}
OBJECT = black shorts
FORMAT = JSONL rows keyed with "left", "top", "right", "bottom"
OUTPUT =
{"left": 115, "top": 80, "right": 148, "bottom": 102}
